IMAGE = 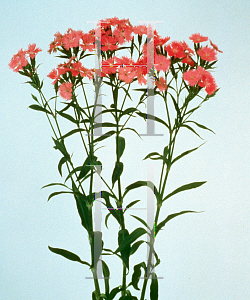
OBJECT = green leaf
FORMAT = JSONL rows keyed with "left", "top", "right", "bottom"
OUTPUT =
{"left": 92, "top": 122, "right": 120, "bottom": 129}
{"left": 31, "top": 94, "right": 39, "bottom": 103}
{"left": 48, "top": 246, "right": 90, "bottom": 266}
{"left": 115, "top": 228, "right": 147, "bottom": 254}
{"left": 120, "top": 107, "right": 138, "bottom": 118}
{"left": 129, "top": 263, "right": 143, "bottom": 290}
{"left": 124, "top": 199, "right": 140, "bottom": 213}
{"left": 59, "top": 128, "right": 86, "bottom": 140}
{"left": 118, "top": 229, "right": 130, "bottom": 270}
{"left": 150, "top": 273, "right": 158, "bottom": 300}
{"left": 171, "top": 142, "right": 205, "bottom": 165}
{"left": 169, "top": 93, "right": 180, "bottom": 116}
{"left": 112, "top": 161, "right": 124, "bottom": 188}
{"left": 52, "top": 138, "right": 70, "bottom": 160}
{"left": 100, "top": 191, "right": 121, "bottom": 226}
{"left": 185, "top": 120, "right": 215, "bottom": 134}
{"left": 29, "top": 104, "right": 51, "bottom": 114}
{"left": 130, "top": 215, "right": 150, "bottom": 230}
{"left": 109, "top": 287, "right": 122, "bottom": 300}
{"left": 130, "top": 240, "right": 145, "bottom": 256}
{"left": 41, "top": 182, "right": 70, "bottom": 189}
{"left": 101, "top": 260, "right": 110, "bottom": 295}
{"left": 117, "top": 136, "right": 125, "bottom": 160}
{"left": 105, "top": 212, "right": 111, "bottom": 229}
{"left": 47, "top": 190, "right": 73, "bottom": 201}
{"left": 57, "top": 110, "right": 78, "bottom": 124}
{"left": 136, "top": 112, "right": 169, "bottom": 129}
{"left": 123, "top": 181, "right": 161, "bottom": 205}
{"left": 92, "top": 130, "right": 116, "bottom": 143}
{"left": 78, "top": 154, "right": 92, "bottom": 180}
{"left": 72, "top": 181, "right": 90, "bottom": 230}
{"left": 163, "top": 181, "right": 207, "bottom": 202}
{"left": 58, "top": 156, "right": 68, "bottom": 176}
{"left": 120, "top": 127, "right": 142, "bottom": 140}
{"left": 64, "top": 166, "right": 82, "bottom": 182}
{"left": 180, "top": 124, "right": 204, "bottom": 140}
{"left": 155, "top": 210, "right": 199, "bottom": 236}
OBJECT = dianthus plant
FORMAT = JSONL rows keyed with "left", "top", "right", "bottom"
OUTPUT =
{"left": 9, "top": 17, "right": 222, "bottom": 300}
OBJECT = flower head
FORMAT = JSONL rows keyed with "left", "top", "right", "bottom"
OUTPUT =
{"left": 197, "top": 46, "right": 217, "bottom": 61}
{"left": 155, "top": 77, "right": 167, "bottom": 91}
{"left": 9, "top": 49, "right": 28, "bottom": 72}
{"left": 189, "top": 33, "right": 208, "bottom": 43}
{"left": 59, "top": 82, "right": 73, "bottom": 100}
{"left": 26, "top": 44, "right": 42, "bottom": 59}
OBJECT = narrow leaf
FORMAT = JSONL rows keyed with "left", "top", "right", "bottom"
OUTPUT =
{"left": 163, "top": 181, "right": 207, "bottom": 202}
{"left": 185, "top": 120, "right": 215, "bottom": 134}
{"left": 136, "top": 112, "right": 169, "bottom": 129}
{"left": 29, "top": 104, "right": 51, "bottom": 114}
{"left": 130, "top": 215, "right": 150, "bottom": 230}
{"left": 48, "top": 246, "right": 90, "bottom": 266}
{"left": 130, "top": 240, "right": 145, "bottom": 256}
{"left": 155, "top": 210, "right": 199, "bottom": 236}
{"left": 57, "top": 111, "right": 78, "bottom": 124}
{"left": 47, "top": 191, "right": 73, "bottom": 201}
{"left": 150, "top": 273, "right": 158, "bottom": 300}
{"left": 181, "top": 124, "right": 204, "bottom": 140}
{"left": 117, "top": 136, "right": 125, "bottom": 160}
{"left": 92, "top": 130, "right": 116, "bottom": 143}
{"left": 112, "top": 161, "right": 124, "bottom": 188}
{"left": 172, "top": 142, "right": 205, "bottom": 165}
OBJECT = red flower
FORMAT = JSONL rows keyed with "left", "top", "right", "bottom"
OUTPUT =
{"left": 118, "top": 66, "right": 136, "bottom": 83}
{"left": 165, "top": 41, "right": 186, "bottom": 58}
{"left": 155, "top": 77, "right": 167, "bottom": 91}
{"left": 62, "top": 29, "right": 81, "bottom": 50}
{"left": 101, "top": 57, "right": 118, "bottom": 76}
{"left": 101, "top": 36, "right": 119, "bottom": 51}
{"left": 133, "top": 25, "right": 148, "bottom": 36}
{"left": 9, "top": 49, "right": 28, "bottom": 72}
{"left": 80, "top": 33, "right": 95, "bottom": 52}
{"left": 59, "top": 82, "right": 73, "bottom": 100}
{"left": 183, "top": 67, "right": 217, "bottom": 95}
{"left": 154, "top": 55, "right": 171, "bottom": 72}
{"left": 26, "top": 44, "right": 42, "bottom": 59}
{"left": 197, "top": 47, "right": 217, "bottom": 61}
{"left": 189, "top": 33, "right": 208, "bottom": 43}
{"left": 182, "top": 55, "right": 195, "bottom": 67}
{"left": 183, "top": 69, "right": 202, "bottom": 86}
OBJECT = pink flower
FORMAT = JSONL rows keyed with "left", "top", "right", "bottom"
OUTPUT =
{"left": 101, "top": 57, "right": 118, "bottom": 76}
{"left": 154, "top": 55, "right": 171, "bottom": 72}
{"left": 189, "top": 33, "right": 208, "bottom": 43}
{"left": 59, "top": 82, "right": 73, "bottom": 100}
{"left": 9, "top": 49, "right": 28, "bottom": 72}
{"left": 183, "top": 67, "right": 217, "bottom": 95}
{"left": 165, "top": 41, "right": 186, "bottom": 58}
{"left": 101, "top": 36, "right": 119, "bottom": 51}
{"left": 183, "top": 69, "right": 202, "bottom": 86}
{"left": 182, "top": 55, "right": 195, "bottom": 67}
{"left": 155, "top": 77, "right": 167, "bottom": 91}
{"left": 197, "top": 47, "right": 217, "bottom": 61}
{"left": 26, "top": 43, "right": 42, "bottom": 59}
{"left": 118, "top": 66, "right": 136, "bottom": 83}
{"left": 62, "top": 28, "right": 81, "bottom": 50}
{"left": 133, "top": 25, "right": 148, "bottom": 36}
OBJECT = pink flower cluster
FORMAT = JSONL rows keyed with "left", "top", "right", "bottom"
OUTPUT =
{"left": 9, "top": 17, "right": 222, "bottom": 99}
{"left": 183, "top": 66, "right": 217, "bottom": 95}
{"left": 8, "top": 44, "right": 42, "bottom": 72}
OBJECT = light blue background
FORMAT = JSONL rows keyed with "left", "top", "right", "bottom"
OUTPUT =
{"left": 1, "top": 0, "right": 250, "bottom": 299}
